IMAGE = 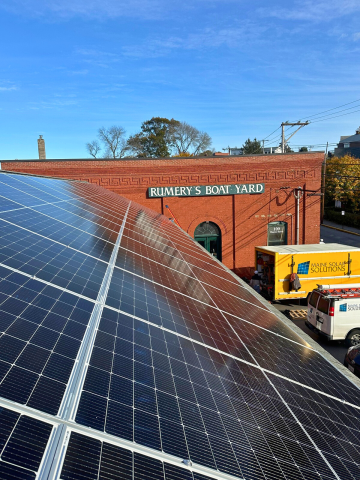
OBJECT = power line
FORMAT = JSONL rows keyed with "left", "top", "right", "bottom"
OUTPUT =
{"left": 309, "top": 107, "right": 360, "bottom": 124}
{"left": 265, "top": 134, "right": 282, "bottom": 145}
{"left": 263, "top": 126, "right": 281, "bottom": 140}
{"left": 249, "top": 98, "right": 360, "bottom": 154}
{"left": 306, "top": 104, "right": 360, "bottom": 122}
{"left": 298, "top": 98, "right": 360, "bottom": 122}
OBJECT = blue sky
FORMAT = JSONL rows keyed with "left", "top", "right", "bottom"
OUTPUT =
{"left": 1, "top": 0, "right": 360, "bottom": 159}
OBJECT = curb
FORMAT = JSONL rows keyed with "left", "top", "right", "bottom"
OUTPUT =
{"left": 321, "top": 224, "right": 360, "bottom": 237}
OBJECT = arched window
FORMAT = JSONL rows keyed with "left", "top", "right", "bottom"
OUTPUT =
{"left": 194, "top": 221, "right": 222, "bottom": 261}
{"left": 268, "top": 221, "right": 287, "bottom": 246}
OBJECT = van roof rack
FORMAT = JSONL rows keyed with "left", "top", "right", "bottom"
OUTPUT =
{"left": 317, "top": 284, "right": 360, "bottom": 298}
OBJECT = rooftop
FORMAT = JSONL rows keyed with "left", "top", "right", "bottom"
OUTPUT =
{"left": 257, "top": 243, "right": 360, "bottom": 254}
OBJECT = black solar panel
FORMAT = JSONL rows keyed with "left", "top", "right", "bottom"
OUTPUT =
{"left": 0, "top": 171, "right": 360, "bottom": 480}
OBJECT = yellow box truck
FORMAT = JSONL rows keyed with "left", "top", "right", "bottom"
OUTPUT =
{"left": 255, "top": 244, "right": 360, "bottom": 301}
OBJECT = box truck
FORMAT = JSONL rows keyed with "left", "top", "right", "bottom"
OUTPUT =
{"left": 255, "top": 244, "right": 360, "bottom": 301}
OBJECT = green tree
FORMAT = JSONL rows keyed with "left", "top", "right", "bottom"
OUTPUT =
{"left": 299, "top": 146, "right": 308, "bottom": 152}
{"left": 127, "top": 117, "right": 180, "bottom": 157}
{"left": 242, "top": 138, "right": 262, "bottom": 154}
{"left": 326, "top": 155, "right": 360, "bottom": 212}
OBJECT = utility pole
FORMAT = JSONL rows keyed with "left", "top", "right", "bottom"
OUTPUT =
{"left": 281, "top": 121, "right": 309, "bottom": 153}
{"left": 260, "top": 139, "right": 269, "bottom": 154}
{"left": 294, "top": 187, "right": 304, "bottom": 245}
{"left": 321, "top": 141, "right": 329, "bottom": 223}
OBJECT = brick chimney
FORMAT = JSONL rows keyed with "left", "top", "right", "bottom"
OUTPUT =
{"left": 37, "top": 135, "right": 46, "bottom": 159}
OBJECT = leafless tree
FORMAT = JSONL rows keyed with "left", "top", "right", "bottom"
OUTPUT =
{"left": 192, "top": 132, "right": 212, "bottom": 156}
{"left": 98, "top": 126, "right": 128, "bottom": 158}
{"left": 172, "top": 122, "right": 212, "bottom": 155}
{"left": 86, "top": 140, "right": 101, "bottom": 158}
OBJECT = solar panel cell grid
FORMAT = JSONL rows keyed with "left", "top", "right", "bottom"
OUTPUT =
{"left": 224, "top": 313, "right": 360, "bottom": 404}
{"left": 105, "top": 269, "right": 256, "bottom": 362}
{"left": 0, "top": 230, "right": 108, "bottom": 300}
{"left": 0, "top": 407, "right": 52, "bottom": 479}
{"left": 74, "top": 308, "right": 343, "bottom": 478}
{"left": 0, "top": 268, "right": 93, "bottom": 413}
{"left": 60, "top": 431, "right": 216, "bottom": 480}
{"left": 0, "top": 209, "right": 115, "bottom": 263}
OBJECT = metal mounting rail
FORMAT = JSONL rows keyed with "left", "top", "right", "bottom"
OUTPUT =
{"left": 37, "top": 201, "right": 131, "bottom": 480}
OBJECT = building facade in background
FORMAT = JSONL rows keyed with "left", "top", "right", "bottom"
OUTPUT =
{"left": 1, "top": 153, "right": 324, "bottom": 277}
{"left": 334, "top": 127, "right": 360, "bottom": 158}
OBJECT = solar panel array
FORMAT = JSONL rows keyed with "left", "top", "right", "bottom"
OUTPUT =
{"left": 0, "top": 171, "right": 360, "bottom": 480}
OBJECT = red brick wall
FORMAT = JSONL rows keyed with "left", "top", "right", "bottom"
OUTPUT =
{"left": 2, "top": 153, "right": 324, "bottom": 276}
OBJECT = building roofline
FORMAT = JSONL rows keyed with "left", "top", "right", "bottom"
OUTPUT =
{"left": 1, "top": 151, "right": 325, "bottom": 163}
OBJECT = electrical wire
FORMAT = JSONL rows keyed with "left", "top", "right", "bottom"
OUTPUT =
{"left": 298, "top": 98, "right": 360, "bottom": 122}
{"left": 309, "top": 107, "right": 360, "bottom": 124}
{"left": 263, "top": 126, "right": 281, "bottom": 141}
{"left": 226, "top": 98, "right": 360, "bottom": 152}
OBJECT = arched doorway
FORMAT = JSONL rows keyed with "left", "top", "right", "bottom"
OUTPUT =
{"left": 194, "top": 221, "right": 222, "bottom": 261}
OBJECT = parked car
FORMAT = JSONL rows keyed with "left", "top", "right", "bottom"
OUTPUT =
{"left": 306, "top": 284, "right": 360, "bottom": 347}
{"left": 344, "top": 345, "right": 360, "bottom": 377}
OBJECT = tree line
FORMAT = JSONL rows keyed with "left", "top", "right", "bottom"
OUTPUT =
{"left": 86, "top": 117, "right": 213, "bottom": 159}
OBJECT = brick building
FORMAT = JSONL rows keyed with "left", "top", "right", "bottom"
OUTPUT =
{"left": 1, "top": 152, "right": 324, "bottom": 277}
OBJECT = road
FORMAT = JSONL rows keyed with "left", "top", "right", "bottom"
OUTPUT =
{"left": 321, "top": 222, "right": 360, "bottom": 248}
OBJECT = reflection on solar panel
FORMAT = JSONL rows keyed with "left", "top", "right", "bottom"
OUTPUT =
{"left": 0, "top": 171, "right": 360, "bottom": 480}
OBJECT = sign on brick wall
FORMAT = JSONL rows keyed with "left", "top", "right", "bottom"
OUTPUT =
{"left": 148, "top": 183, "right": 265, "bottom": 198}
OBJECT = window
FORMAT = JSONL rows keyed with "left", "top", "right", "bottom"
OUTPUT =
{"left": 344, "top": 143, "right": 350, "bottom": 148}
{"left": 318, "top": 296, "right": 330, "bottom": 314}
{"left": 267, "top": 222, "right": 287, "bottom": 246}
{"left": 309, "top": 292, "right": 320, "bottom": 308}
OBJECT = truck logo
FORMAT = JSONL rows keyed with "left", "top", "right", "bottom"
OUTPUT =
{"left": 297, "top": 261, "right": 310, "bottom": 275}
{"left": 340, "top": 304, "right": 347, "bottom": 312}
{"left": 297, "top": 260, "right": 346, "bottom": 275}
{"left": 348, "top": 304, "right": 360, "bottom": 311}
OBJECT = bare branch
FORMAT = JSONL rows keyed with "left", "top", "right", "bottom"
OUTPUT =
{"left": 172, "top": 122, "right": 212, "bottom": 156}
{"left": 192, "top": 131, "right": 212, "bottom": 156}
{"left": 86, "top": 140, "right": 101, "bottom": 158}
{"left": 98, "top": 126, "right": 127, "bottom": 158}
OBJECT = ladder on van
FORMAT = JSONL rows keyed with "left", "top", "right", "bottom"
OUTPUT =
{"left": 318, "top": 285, "right": 360, "bottom": 298}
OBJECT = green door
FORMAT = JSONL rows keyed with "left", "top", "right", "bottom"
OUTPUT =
{"left": 194, "top": 222, "right": 222, "bottom": 261}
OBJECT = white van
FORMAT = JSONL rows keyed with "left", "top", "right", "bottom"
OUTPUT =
{"left": 306, "top": 284, "right": 360, "bottom": 347}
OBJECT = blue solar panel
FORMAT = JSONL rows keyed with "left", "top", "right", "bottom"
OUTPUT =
{"left": 0, "top": 171, "right": 360, "bottom": 480}
{"left": 297, "top": 261, "right": 310, "bottom": 275}
{"left": 0, "top": 406, "right": 53, "bottom": 478}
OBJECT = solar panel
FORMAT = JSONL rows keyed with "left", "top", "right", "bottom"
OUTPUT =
{"left": 0, "top": 171, "right": 360, "bottom": 480}
{"left": 0, "top": 406, "right": 53, "bottom": 479}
